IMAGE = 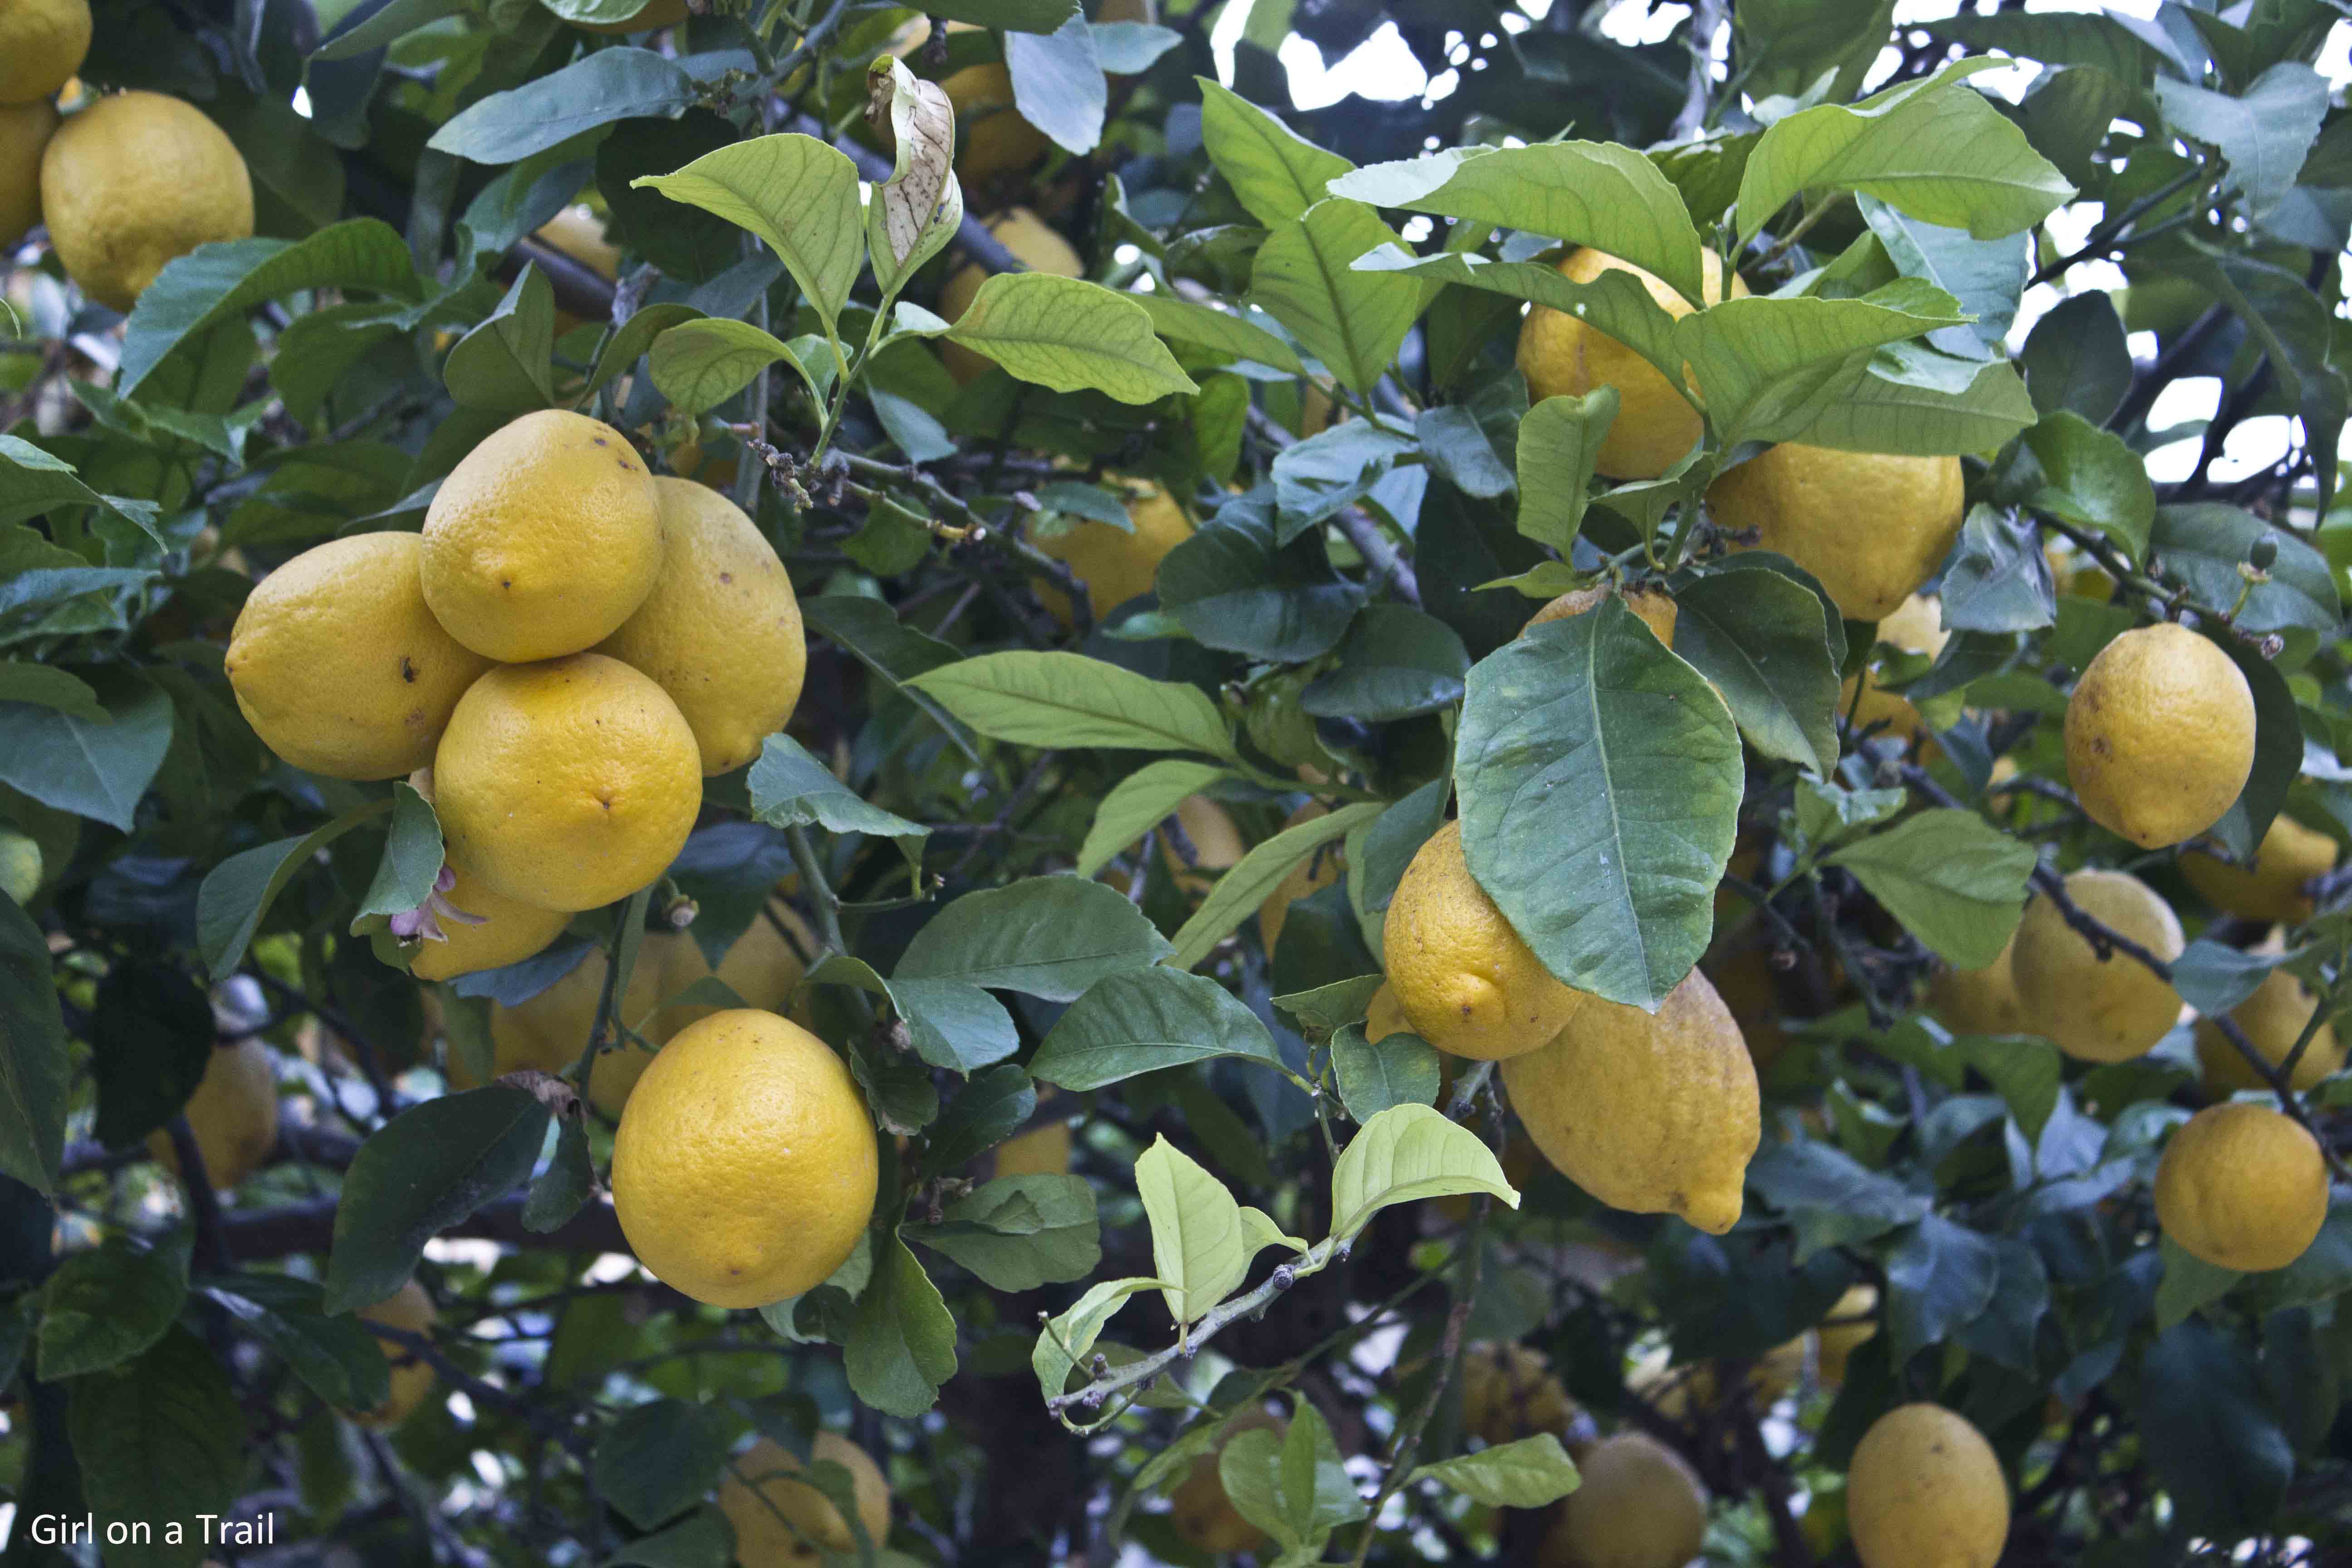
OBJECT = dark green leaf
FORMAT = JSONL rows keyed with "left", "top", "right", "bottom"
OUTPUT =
{"left": 748, "top": 734, "right": 928, "bottom": 859}
{"left": 1672, "top": 568, "right": 1840, "bottom": 774}
{"left": 1031, "top": 967, "right": 1283, "bottom": 1089}
{"left": 429, "top": 49, "right": 697, "bottom": 165}
{"left": 915, "top": 1173, "right": 1102, "bottom": 1291}
{"left": 445, "top": 264, "right": 557, "bottom": 413}
{"left": 596, "top": 1399, "right": 739, "bottom": 1531}
{"left": 0, "top": 890, "right": 67, "bottom": 1195}
{"left": 920, "top": 1065, "right": 1035, "bottom": 1179}
{"left": 352, "top": 782, "right": 446, "bottom": 930}
{"left": 523, "top": 1115, "right": 598, "bottom": 1234}
{"left": 39, "top": 1241, "right": 186, "bottom": 1380}
{"left": 2149, "top": 503, "right": 2340, "bottom": 666}
{"left": 2024, "top": 411, "right": 2156, "bottom": 565}
{"left": 196, "top": 798, "right": 392, "bottom": 979}
{"left": 1328, "top": 1021, "right": 1440, "bottom": 1121}
{"left": 845, "top": 1234, "right": 959, "bottom": 1418}
{"left": 2140, "top": 1319, "right": 2293, "bottom": 1537}
{"left": 68, "top": 1327, "right": 245, "bottom": 1568}
{"left": 1300, "top": 605, "right": 1469, "bottom": 721}
{"left": 89, "top": 963, "right": 213, "bottom": 1150}
{"left": 898, "top": 878, "right": 1172, "bottom": 1000}
{"left": 0, "top": 672, "right": 174, "bottom": 832}
{"left": 1156, "top": 511, "right": 1365, "bottom": 662}
{"left": 199, "top": 1274, "right": 391, "bottom": 1411}
{"left": 1883, "top": 1214, "right": 2002, "bottom": 1362}
{"left": 2021, "top": 292, "right": 2131, "bottom": 422}
{"left": 1940, "top": 504, "right": 2057, "bottom": 633}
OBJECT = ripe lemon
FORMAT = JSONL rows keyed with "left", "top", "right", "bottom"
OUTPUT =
{"left": 1516, "top": 247, "right": 1746, "bottom": 480}
{"left": 1814, "top": 1285, "right": 1878, "bottom": 1387}
{"left": 1525, "top": 582, "right": 1679, "bottom": 646}
{"left": 1632, "top": 1339, "right": 1802, "bottom": 1422}
{"left": 2009, "top": 869, "right": 2183, "bottom": 1063}
{"left": 355, "top": 1281, "right": 438, "bottom": 1429}
{"left": 1365, "top": 981, "right": 1411, "bottom": 1043}
{"left": 421, "top": 410, "right": 664, "bottom": 662}
{"left": 717, "top": 1434, "right": 892, "bottom": 1564}
{"left": 2194, "top": 955, "right": 2343, "bottom": 1094}
{"left": 1847, "top": 1403, "right": 2009, "bottom": 1568}
{"left": 0, "top": 98, "right": 56, "bottom": 249}
{"left": 1170, "top": 1406, "right": 1282, "bottom": 1555}
{"left": 2182, "top": 813, "right": 2339, "bottom": 922}
{"left": 2064, "top": 622, "right": 2254, "bottom": 849}
{"left": 1258, "top": 803, "right": 1338, "bottom": 956}
{"left": 1927, "top": 930, "right": 2025, "bottom": 1036}
{"left": 1460, "top": 1342, "right": 1576, "bottom": 1445}
{"left": 1845, "top": 591, "right": 1949, "bottom": 744}
{"left": 1502, "top": 969, "right": 1759, "bottom": 1233}
{"left": 1539, "top": 1430, "right": 1708, "bottom": 1568}
{"left": 596, "top": 477, "right": 807, "bottom": 775}
{"left": 0, "top": 0, "right": 88, "bottom": 104}
{"left": 407, "top": 858, "right": 572, "bottom": 983}
{"left": 1384, "top": 821, "right": 1584, "bottom": 1060}
{"left": 2155, "top": 1101, "right": 2330, "bottom": 1271}
{"left": 533, "top": 205, "right": 621, "bottom": 279}
{"left": 993, "top": 1119, "right": 1072, "bottom": 1177}
{"left": 1030, "top": 477, "right": 1193, "bottom": 624}
{"left": 147, "top": 1039, "right": 278, "bottom": 1191}
{"left": 612, "top": 1009, "right": 877, "bottom": 1307}
{"left": 942, "top": 62, "right": 1051, "bottom": 198}
{"left": 433, "top": 654, "right": 702, "bottom": 913}
{"left": 1712, "top": 446, "right": 1964, "bottom": 623}
{"left": 575, "top": 0, "right": 689, "bottom": 29}
{"left": 225, "top": 533, "right": 492, "bottom": 781}
{"left": 942, "top": 207, "right": 1083, "bottom": 383}
{"left": 40, "top": 91, "right": 252, "bottom": 312}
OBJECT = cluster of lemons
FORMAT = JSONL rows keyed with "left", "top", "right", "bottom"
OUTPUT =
{"left": 1, "top": 0, "right": 255, "bottom": 311}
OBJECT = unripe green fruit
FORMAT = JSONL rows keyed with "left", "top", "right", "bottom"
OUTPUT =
{"left": 0, "top": 830, "right": 42, "bottom": 906}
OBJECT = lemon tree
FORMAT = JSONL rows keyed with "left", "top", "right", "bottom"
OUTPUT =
{"left": 4, "top": 0, "right": 2352, "bottom": 1564}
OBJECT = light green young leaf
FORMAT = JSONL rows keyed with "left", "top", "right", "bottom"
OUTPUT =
{"left": 1515, "top": 388, "right": 1618, "bottom": 550}
{"left": 1196, "top": 78, "right": 1355, "bottom": 227}
{"left": 632, "top": 135, "right": 865, "bottom": 328}
{"left": 907, "top": 651, "right": 1236, "bottom": 758}
{"left": 1676, "top": 288, "right": 1970, "bottom": 449}
{"left": 1409, "top": 1434, "right": 1582, "bottom": 1508}
{"left": 648, "top": 319, "right": 820, "bottom": 420}
{"left": 1825, "top": 808, "right": 2036, "bottom": 968}
{"left": 1032, "top": 1276, "right": 1169, "bottom": 1413}
{"left": 1075, "top": 760, "right": 1235, "bottom": 877}
{"left": 1136, "top": 1136, "right": 1250, "bottom": 1327}
{"left": 1131, "top": 293, "right": 1305, "bottom": 372}
{"left": 1168, "top": 801, "right": 1382, "bottom": 970}
{"left": 1793, "top": 358, "right": 2037, "bottom": 454}
{"left": 945, "top": 274, "right": 1198, "bottom": 402}
{"left": 1329, "top": 141, "right": 1708, "bottom": 305}
{"left": 1239, "top": 1207, "right": 1308, "bottom": 1256}
{"left": 1249, "top": 200, "right": 1426, "bottom": 396}
{"left": 1330, "top": 1104, "right": 1519, "bottom": 1241}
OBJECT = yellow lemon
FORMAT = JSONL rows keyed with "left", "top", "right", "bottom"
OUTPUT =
{"left": 0, "top": 98, "right": 56, "bottom": 249}
{"left": 612, "top": 1009, "right": 877, "bottom": 1307}
{"left": 1516, "top": 247, "right": 1745, "bottom": 480}
{"left": 407, "top": 858, "right": 571, "bottom": 983}
{"left": 1814, "top": 1285, "right": 1878, "bottom": 1387}
{"left": 1258, "top": 802, "right": 1338, "bottom": 956}
{"left": 1460, "top": 1342, "right": 1577, "bottom": 1445}
{"left": 596, "top": 477, "right": 807, "bottom": 775}
{"left": 421, "top": 410, "right": 664, "bottom": 662}
{"left": 717, "top": 1434, "right": 892, "bottom": 1565}
{"left": 40, "top": 91, "right": 252, "bottom": 312}
{"left": 1365, "top": 981, "right": 1411, "bottom": 1044}
{"left": 1030, "top": 476, "right": 1193, "bottom": 623}
{"left": 2182, "top": 813, "right": 2339, "bottom": 923}
{"left": 993, "top": 1119, "right": 1072, "bottom": 1177}
{"left": 576, "top": 0, "right": 689, "bottom": 30}
{"left": 0, "top": 0, "right": 89, "bottom": 104}
{"left": 2194, "top": 957, "right": 2343, "bottom": 1094}
{"left": 2064, "top": 622, "right": 2255, "bottom": 849}
{"left": 533, "top": 204, "right": 620, "bottom": 279}
{"left": 2156, "top": 1101, "right": 2331, "bottom": 1271}
{"left": 1539, "top": 1430, "right": 1709, "bottom": 1568}
{"left": 1525, "top": 582, "right": 1679, "bottom": 646}
{"left": 147, "top": 1039, "right": 277, "bottom": 1192}
{"left": 1926, "top": 930, "right": 2025, "bottom": 1036}
{"left": 943, "top": 62, "right": 1051, "bottom": 198}
{"left": 2009, "top": 869, "right": 2183, "bottom": 1063}
{"left": 1169, "top": 1406, "right": 1282, "bottom": 1556}
{"left": 433, "top": 655, "right": 702, "bottom": 913}
{"left": 1384, "top": 820, "right": 1585, "bottom": 1061}
{"left": 1633, "top": 1338, "right": 1804, "bottom": 1423}
{"left": 1847, "top": 1403, "right": 2009, "bottom": 1568}
{"left": 1503, "top": 969, "right": 1758, "bottom": 1233}
{"left": 942, "top": 206, "right": 1083, "bottom": 383}
{"left": 355, "top": 1281, "right": 439, "bottom": 1429}
{"left": 225, "top": 533, "right": 492, "bottom": 781}
{"left": 1712, "top": 446, "right": 1965, "bottom": 623}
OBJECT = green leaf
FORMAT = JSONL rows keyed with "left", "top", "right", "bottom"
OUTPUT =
{"left": 748, "top": 735, "right": 928, "bottom": 863}
{"left": 196, "top": 798, "right": 392, "bottom": 980}
{"left": 1330, "top": 1103, "right": 1519, "bottom": 1241}
{"left": 1793, "top": 358, "right": 2038, "bottom": 455}
{"left": 444, "top": 264, "right": 557, "bottom": 413}
{"left": 846, "top": 1233, "right": 959, "bottom": 1418}
{"left": 1678, "top": 288, "right": 1970, "bottom": 450}
{"left": 2154, "top": 1238, "right": 2243, "bottom": 1332}
{"left": 2149, "top": 503, "right": 2340, "bottom": 665}
{"left": 594, "top": 1399, "right": 737, "bottom": 1531}
{"left": 1007, "top": 13, "right": 1107, "bottom": 155}
{"left": 1883, "top": 1213, "right": 2002, "bottom": 1363}
{"left": 2152, "top": 64, "right": 2327, "bottom": 219}
{"left": 898, "top": 877, "right": 1173, "bottom": 1000}
{"left": 68, "top": 1328, "right": 244, "bottom": 1568}
{"left": 1135, "top": 1135, "right": 1251, "bottom": 1327}
{"left": 599, "top": 1507, "right": 734, "bottom": 1568}
{"left": 1301, "top": 605, "right": 1470, "bottom": 722}
{"left": 1031, "top": 1275, "right": 1166, "bottom": 1411}
{"left": 429, "top": 48, "right": 696, "bottom": 164}
{"left": 907, "top": 651, "right": 1235, "bottom": 758}
{"left": 631, "top": 134, "right": 865, "bottom": 328}
{"left": 1168, "top": 802, "right": 1381, "bottom": 971}
{"left": 587, "top": 301, "right": 703, "bottom": 395}
{"left": 1156, "top": 509, "right": 1365, "bottom": 662}
{"left": 918, "top": 1064, "right": 1035, "bottom": 1179}
{"left": 2208, "top": 639, "right": 2300, "bottom": 859}
{"left": 522, "top": 1115, "right": 598, "bottom": 1234}
{"left": 0, "top": 438, "right": 166, "bottom": 543}
{"left": 1031, "top": 967, "right": 1284, "bottom": 1089}
{"left": 1734, "top": 0, "right": 1897, "bottom": 104}
{"left": 1409, "top": 1434, "right": 1581, "bottom": 1508}
{"left": 120, "top": 218, "right": 421, "bottom": 397}
{"left": 922, "top": 0, "right": 1079, "bottom": 31}
{"left": 88, "top": 962, "right": 213, "bottom": 1151}
{"left": 1273, "top": 974, "right": 1386, "bottom": 1034}
{"left": 0, "top": 889, "right": 69, "bottom": 1196}
{"left": 353, "top": 783, "right": 446, "bottom": 930}
{"left": 312, "top": 0, "right": 469, "bottom": 59}
{"left": 323, "top": 1086, "right": 552, "bottom": 1314}
{"left": 1225, "top": 1401, "right": 1367, "bottom": 1550}
{"left": 1745, "top": 1139, "right": 1930, "bottom": 1260}
{"left": 1196, "top": 78, "right": 1354, "bottom": 227}
{"left": 1075, "top": 760, "right": 1234, "bottom": 877}
{"left": 38, "top": 1241, "right": 186, "bottom": 1380}
{"left": 945, "top": 274, "right": 1198, "bottom": 403}
{"left": 1734, "top": 63, "right": 2076, "bottom": 243}
{"left": 650, "top": 318, "right": 818, "bottom": 421}
{"left": 1249, "top": 200, "right": 1424, "bottom": 397}
{"left": 1455, "top": 598, "right": 1742, "bottom": 1010}
{"left": 1514, "top": 389, "right": 1617, "bottom": 550}
{"left": 1671, "top": 568, "right": 1841, "bottom": 774}
{"left": 1328, "top": 1021, "right": 1440, "bottom": 1121}
{"left": 2139, "top": 1319, "right": 2293, "bottom": 1538}
{"left": 1132, "top": 293, "right": 1303, "bottom": 372}
{"left": 1331, "top": 141, "right": 1709, "bottom": 305}
{"left": 2024, "top": 410, "right": 2156, "bottom": 566}
{"left": 0, "top": 672, "right": 174, "bottom": 833}
{"left": 2020, "top": 292, "right": 2131, "bottom": 423}
{"left": 915, "top": 1173, "right": 1102, "bottom": 1291}
{"left": 1826, "top": 809, "right": 2034, "bottom": 968}
{"left": 198, "top": 1275, "right": 390, "bottom": 1411}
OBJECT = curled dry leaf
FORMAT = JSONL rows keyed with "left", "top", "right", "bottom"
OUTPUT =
{"left": 866, "top": 58, "right": 956, "bottom": 271}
